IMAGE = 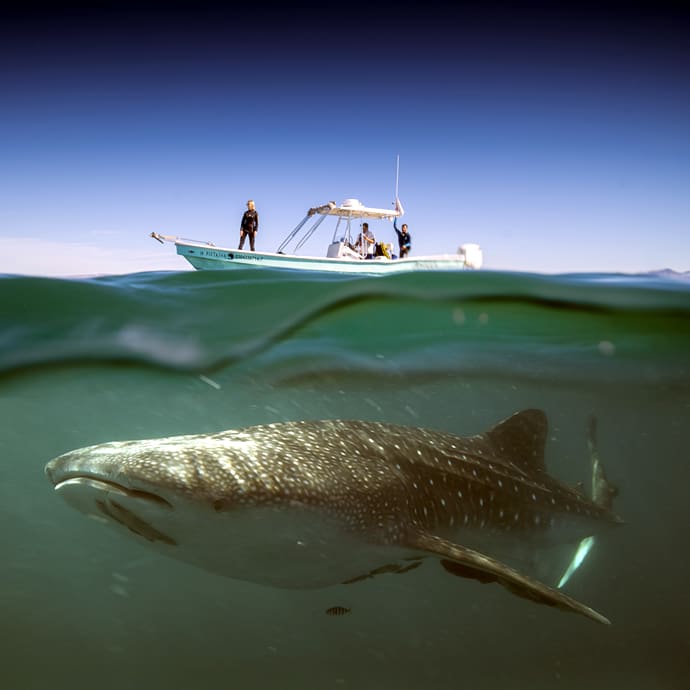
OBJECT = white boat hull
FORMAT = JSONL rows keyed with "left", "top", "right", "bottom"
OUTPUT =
{"left": 176, "top": 241, "right": 473, "bottom": 274}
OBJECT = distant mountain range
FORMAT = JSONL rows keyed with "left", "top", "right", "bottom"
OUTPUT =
{"left": 647, "top": 269, "right": 690, "bottom": 281}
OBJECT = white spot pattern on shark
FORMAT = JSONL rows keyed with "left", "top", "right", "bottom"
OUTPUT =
{"left": 45, "top": 409, "right": 621, "bottom": 624}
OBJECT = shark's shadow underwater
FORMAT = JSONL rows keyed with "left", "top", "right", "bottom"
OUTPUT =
{"left": 45, "top": 409, "right": 621, "bottom": 624}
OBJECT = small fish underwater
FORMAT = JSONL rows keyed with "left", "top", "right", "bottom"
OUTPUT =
{"left": 45, "top": 409, "right": 622, "bottom": 625}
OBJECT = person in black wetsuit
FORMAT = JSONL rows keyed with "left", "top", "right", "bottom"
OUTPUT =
{"left": 239, "top": 199, "right": 259, "bottom": 251}
{"left": 393, "top": 218, "right": 411, "bottom": 259}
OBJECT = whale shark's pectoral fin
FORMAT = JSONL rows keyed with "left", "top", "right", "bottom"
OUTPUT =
{"left": 408, "top": 531, "right": 610, "bottom": 625}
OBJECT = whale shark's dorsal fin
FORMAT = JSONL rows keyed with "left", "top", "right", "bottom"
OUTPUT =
{"left": 481, "top": 409, "right": 547, "bottom": 472}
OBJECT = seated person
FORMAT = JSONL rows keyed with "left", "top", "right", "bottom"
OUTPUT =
{"left": 355, "top": 222, "right": 376, "bottom": 259}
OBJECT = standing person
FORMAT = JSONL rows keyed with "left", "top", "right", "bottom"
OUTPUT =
{"left": 239, "top": 199, "right": 259, "bottom": 251}
{"left": 355, "top": 222, "right": 376, "bottom": 259}
{"left": 393, "top": 218, "right": 411, "bottom": 259}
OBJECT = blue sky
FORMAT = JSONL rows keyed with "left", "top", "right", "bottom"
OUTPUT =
{"left": 1, "top": 2, "right": 689, "bottom": 276}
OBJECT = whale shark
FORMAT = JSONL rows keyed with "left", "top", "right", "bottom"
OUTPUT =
{"left": 45, "top": 409, "right": 621, "bottom": 624}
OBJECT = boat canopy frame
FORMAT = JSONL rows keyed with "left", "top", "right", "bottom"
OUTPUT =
{"left": 276, "top": 198, "right": 403, "bottom": 257}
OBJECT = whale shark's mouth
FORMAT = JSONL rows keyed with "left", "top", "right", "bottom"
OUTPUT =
{"left": 52, "top": 475, "right": 177, "bottom": 546}
{"left": 53, "top": 475, "right": 173, "bottom": 510}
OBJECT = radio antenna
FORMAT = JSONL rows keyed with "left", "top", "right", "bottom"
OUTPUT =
{"left": 394, "top": 154, "right": 400, "bottom": 201}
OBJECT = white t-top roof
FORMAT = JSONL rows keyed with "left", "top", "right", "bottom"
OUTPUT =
{"left": 308, "top": 198, "right": 404, "bottom": 220}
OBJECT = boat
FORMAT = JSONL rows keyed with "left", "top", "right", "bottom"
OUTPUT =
{"left": 150, "top": 197, "right": 483, "bottom": 274}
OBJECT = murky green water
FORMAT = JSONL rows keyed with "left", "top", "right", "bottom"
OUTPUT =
{"left": 2, "top": 269, "right": 689, "bottom": 689}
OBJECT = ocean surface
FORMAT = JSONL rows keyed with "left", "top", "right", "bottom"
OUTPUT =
{"left": 1, "top": 267, "right": 689, "bottom": 690}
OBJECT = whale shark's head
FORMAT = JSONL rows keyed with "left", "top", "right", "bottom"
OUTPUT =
{"left": 47, "top": 436, "right": 204, "bottom": 547}
{"left": 44, "top": 430, "right": 380, "bottom": 587}
{"left": 48, "top": 433, "right": 237, "bottom": 506}
{"left": 44, "top": 432, "right": 281, "bottom": 556}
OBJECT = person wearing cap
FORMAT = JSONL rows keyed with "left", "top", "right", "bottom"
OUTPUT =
{"left": 239, "top": 199, "right": 259, "bottom": 251}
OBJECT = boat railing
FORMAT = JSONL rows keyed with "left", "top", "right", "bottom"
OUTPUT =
{"left": 276, "top": 213, "right": 329, "bottom": 255}
{"left": 150, "top": 232, "right": 215, "bottom": 247}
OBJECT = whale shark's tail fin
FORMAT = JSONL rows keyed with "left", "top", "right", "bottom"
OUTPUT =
{"left": 558, "top": 415, "right": 620, "bottom": 589}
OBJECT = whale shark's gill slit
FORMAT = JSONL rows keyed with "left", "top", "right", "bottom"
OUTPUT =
{"left": 96, "top": 499, "right": 177, "bottom": 546}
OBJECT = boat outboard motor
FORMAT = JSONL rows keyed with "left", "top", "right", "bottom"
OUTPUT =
{"left": 458, "top": 243, "right": 483, "bottom": 269}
